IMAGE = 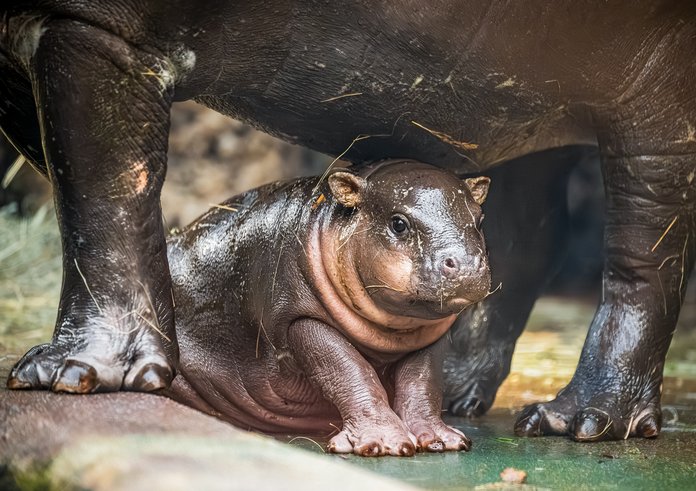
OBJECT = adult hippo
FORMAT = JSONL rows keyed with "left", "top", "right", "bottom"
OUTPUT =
{"left": 1, "top": 1, "right": 694, "bottom": 442}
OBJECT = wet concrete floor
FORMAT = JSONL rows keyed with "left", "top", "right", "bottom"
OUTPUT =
{"left": 287, "top": 379, "right": 696, "bottom": 490}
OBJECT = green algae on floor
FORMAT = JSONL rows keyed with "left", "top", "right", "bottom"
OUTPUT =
{"left": 326, "top": 413, "right": 696, "bottom": 490}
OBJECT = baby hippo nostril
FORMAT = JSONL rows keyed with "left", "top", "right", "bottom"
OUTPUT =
{"left": 441, "top": 256, "right": 461, "bottom": 278}
{"left": 437, "top": 251, "right": 488, "bottom": 280}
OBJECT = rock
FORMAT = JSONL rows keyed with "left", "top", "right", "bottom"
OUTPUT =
{"left": 0, "top": 388, "right": 414, "bottom": 491}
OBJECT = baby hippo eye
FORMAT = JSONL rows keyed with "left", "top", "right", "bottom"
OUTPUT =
{"left": 390, "top": 214, "right": 410, "bottom": 235}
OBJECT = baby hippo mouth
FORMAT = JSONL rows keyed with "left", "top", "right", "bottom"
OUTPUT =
{"left": 374, "top": 271, "right": 490, "bottom": 321}
{"left": 419, "top": 282, "right": 487, "bottom": 316}
{"left": 443, "top": 296, "right": 475, "bottom": 312}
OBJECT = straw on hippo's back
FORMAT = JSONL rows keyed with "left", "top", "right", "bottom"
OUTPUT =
{"left": 166, "top": 161, "right": 491, "bottom": 455}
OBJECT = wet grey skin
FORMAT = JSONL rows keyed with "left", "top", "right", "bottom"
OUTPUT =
{"left": 165, "top": 161, "right": 491, "bottom": 456}
{"left": 1, "top": 1, "right": 695, "bottom": 442}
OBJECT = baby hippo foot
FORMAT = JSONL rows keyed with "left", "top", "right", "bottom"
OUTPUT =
{"left": 514, "top": 384, "right": 662, "bottom": 441}
{"left": 7, "top": 313, "right": 174, "bottom": 393}
{"left": 328, "top": 416, "right": 417, "bottom": 456}
{"left": 407, "top": 418, "right": 471, "bottom": 452}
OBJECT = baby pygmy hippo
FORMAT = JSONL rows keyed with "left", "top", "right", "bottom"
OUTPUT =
{"left": 166, "top": 160, "right": 491, "bottom": 456}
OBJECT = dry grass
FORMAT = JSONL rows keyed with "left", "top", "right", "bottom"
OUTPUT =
{"left": 0, "top": 204, "right": 61, "bottom": 355}
{"left": 410, "top": 120, "right": 479, "bottom": 151}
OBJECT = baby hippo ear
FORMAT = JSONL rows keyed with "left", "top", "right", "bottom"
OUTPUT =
{"left": 464, "top": 176, "right": 491, "bottom": 205}
{"left": 328, "top": 172, "right": 367, "bottom": 208}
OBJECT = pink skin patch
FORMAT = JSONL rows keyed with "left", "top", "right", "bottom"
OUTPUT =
{"left": 306, "top": 216, "right": 456, "bottom": 354}
{"left": 123, "top": 160, "right": 149, "bottom": 194}
{"left": 133, "top": 162, "right": 149, "bottom": 194}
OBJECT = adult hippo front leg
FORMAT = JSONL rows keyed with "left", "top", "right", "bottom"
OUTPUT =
{"left": 516, "top": 122, "right": 696, "bottom": 440}
{"left": 6, "top": 19, "right": 177, "bottom": 392}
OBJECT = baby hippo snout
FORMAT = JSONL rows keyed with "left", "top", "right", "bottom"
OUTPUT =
{"left": 437, "top": 248, "right": 486, "bottom": 280}
{"left": 428, "top": 246, "right": 491, "bottom": 312}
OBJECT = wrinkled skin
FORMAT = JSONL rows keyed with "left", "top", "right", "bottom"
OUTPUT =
{"left": 1, "top": 1, "right": 694, "bottom": 441}
{"left": 166, "top": 161, "right": 491, "bottom": 455}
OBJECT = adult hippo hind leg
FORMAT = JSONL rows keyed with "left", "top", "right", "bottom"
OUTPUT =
{"left": 516, "top": 87, "right": 696, "bottom": 440}
{"left": 444, "top": 147, "right": 577, "bottom": 417}
{"left": 6, "top": 19, "right": 177, "bottom": 392}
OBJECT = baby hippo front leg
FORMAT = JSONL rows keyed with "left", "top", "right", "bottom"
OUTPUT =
{"left": 288, "top": 319, "right": 416, "bottom": 456}
{"left": 394, "top": 336, "right": 471, "bottom": 452}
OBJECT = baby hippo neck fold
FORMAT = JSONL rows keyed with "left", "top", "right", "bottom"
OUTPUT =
{"left": 306, "top": 216, "right": 456, "bottom": 355}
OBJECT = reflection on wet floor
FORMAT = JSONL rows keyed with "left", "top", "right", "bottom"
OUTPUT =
{"left": 287, "top": 297, "right": 696, "bottom": 490}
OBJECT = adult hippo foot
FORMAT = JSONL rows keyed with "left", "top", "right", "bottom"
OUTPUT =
{"left": 447, "top": 380, "right": 497, "bottom": 419}
{"left": 7, "top": 316, "right": 174, "bottom": 393}
{"left": 514, "top": 372, "right": 662, "bottom": 441}
{"left": 328, "top": 418, "right": 417, "bottom": 457}
{"left": 515, "top": 141, "right": 696, "bottom": 442}
{"left": 1, "top": 18, "right": 178, "bottom": 394}
{"left": 444, "top": 341, "right": 513, "bottom": 418}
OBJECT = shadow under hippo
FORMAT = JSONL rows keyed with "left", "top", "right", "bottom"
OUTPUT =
{"left": 0, "top": 1, "right": 695, "bottom": 443}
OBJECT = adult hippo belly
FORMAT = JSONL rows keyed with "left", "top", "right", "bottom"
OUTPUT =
{"left": 1, "top": 2, "right": 694, "bottom": 442}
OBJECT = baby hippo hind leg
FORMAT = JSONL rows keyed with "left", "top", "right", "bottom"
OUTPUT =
{"left": 394, "top": 336, "right": 471, "bottom": 452}
{"left": 288, "top": 319, "right": 416, "bottom": 456}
